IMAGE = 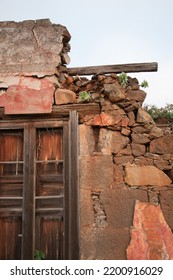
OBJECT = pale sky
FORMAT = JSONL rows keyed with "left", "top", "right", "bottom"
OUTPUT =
{"left": 1, "top": 0, "right": 173, "bottom": 107}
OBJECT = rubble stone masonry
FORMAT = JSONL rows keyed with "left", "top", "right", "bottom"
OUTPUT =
{"left": 0, "top": 19, "right": 173, "bottom": 260}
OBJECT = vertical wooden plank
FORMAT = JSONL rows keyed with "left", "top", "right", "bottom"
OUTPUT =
{"left": 22, "top": 123, "right": 36, "bottom": 259}
{"left": 63, "top": 123, "right": 70, "bottom": 259}
{"left": 69, "top": 111, "right": 79, "bottom": 260}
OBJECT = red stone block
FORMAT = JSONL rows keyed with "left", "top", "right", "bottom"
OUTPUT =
{"left": 127, "top": 200, "right": 173, "bottom": 260}
{"left": 93, "top": 113, "right": 121, "bottom": 126}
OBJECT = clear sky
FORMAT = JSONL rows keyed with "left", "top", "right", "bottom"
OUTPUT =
{"left": 1, "top": 0, "right": 173, "bottom": 107}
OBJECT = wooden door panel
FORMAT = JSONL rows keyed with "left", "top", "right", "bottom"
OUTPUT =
{"left": 35, "top": 215, "right": 63, "bottom": 260}
{"left": 36, "top": 129, "right": 63, "bottom": 161}
{"left": 0, "top": 129, "right": 23, "bottom": 259}
{"left": 0, "top": 131, "right": 23, "bottom": 176}
{"left": 0, "top": 217, "right": 22, "bottom": 259}
{"left": 0, "top": 181, "right": 23, "bottom": 197}
{"left": 35, "top": 127, "right": 64, "bottom": 259}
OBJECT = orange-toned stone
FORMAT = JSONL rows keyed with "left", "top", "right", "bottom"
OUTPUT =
{"left": 55, "top": 88, "right": 76, "bottom": 105}
{"left": 121, "top": 117, "right": 129, "bottom": 127}
{"left": 93, "top": 113, "right": 121, "bottom": 126}
{"left": 127, "top": 200, "right": 173, "bottom": 260}
{"left": 150, "top": 135, "right": 173, "bottom": 154}
{"left": 124, "top": 165, "right": 172, "bottom": 186}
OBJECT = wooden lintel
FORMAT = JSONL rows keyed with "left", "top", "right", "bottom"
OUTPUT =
{"left": 67, "top": 62, "right": 158, "bottom": 76}
{"left": 0, "top": 103, "right": 100, "bottom": 120}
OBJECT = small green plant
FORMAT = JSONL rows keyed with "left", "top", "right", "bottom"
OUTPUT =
{"left": 78, "top": 91, "right": 92, "bottom": 102}
{"left": 140, "top": 80, "right": 149, "bottom": 88}
{"left": 118, "top": 72, "right": 128, "bottom": 87}
{"left": 34, "top": 249, "right": 45, "bottom": 260}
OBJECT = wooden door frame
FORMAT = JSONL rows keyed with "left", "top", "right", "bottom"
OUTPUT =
{"left": 0, "top": 111, "right": 79, "bottom": 260}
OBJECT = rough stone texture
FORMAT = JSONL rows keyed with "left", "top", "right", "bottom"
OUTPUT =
{"left": 134, "top": 156, "right": 153, "bottom": 166}
{"left": 131, "top": 143, "right": 146, "bottom": 157}
{"left": 166, "top": 169, "right": 173, "bottom": 181}
{"left": 126, "top": 89, "right": 146, "bottom": 102}
{"left": 4, "top": 77, "right": 54, "bottom": 114}
{"left": 100, "top": 189, "right": 148, "bottom": 228}
{"left": 99, "top": 129, "right": 130, "bottom": 155}
{"left": 124, "top": 165, "right": 172, "bottom": 187}
{"left": 137, "top": 108, "right": 155, "bottom": 124}
{"left": 149, "top": 126, "right": 164, "bottom": 139}
{"left": 114, "top": 155, "right": 134, "bottom": 166}
{"left": 104, "top": 83, "right": 126, "bottom": 102}
{"left": 113, "top": 165, "right": 125, "bottom": 188}
{"left": 154, "top": 159, "right": 172, "bottom": 170}
{"left": 121, "top": 127, "right": 131, "bottom": 136}
{"left": 93, "top": 113, "right": 121, "bottom": 126}
{"left": 55, "top": 88, "right": 76, "bottom": 105}
{"left": 128, "top": 111, "right": 135, "bottom": 126}
{"left": 0, "top": 19, "right": 71, "bottom": 76}
{"left": 80, "top": 189, "right": 94, "bottom": 227}
{"left": 80, "top": 226, "right": 96, "bottom": 259}
{"left": 131, "top": 133, "right": 150, "bottom": 144}
{"left": 95, "top": 227, "right": 130, "bottom": 260}
{"left": 127, "top": 200, "right": 173, "bottom": 260}
{"left": 79, "top": 125, "right": 95, "bottom": 156}
{"left": 79, "top": 155, "right": 114, "bottom": 190}
{"left": 160, "top": 190, "right": 173, "bottom": 231}
{"left": 150, "top": 135, "right": 173, "bottom": 154}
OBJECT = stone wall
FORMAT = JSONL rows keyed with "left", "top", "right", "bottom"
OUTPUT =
{"left": 62, "top": 73, "right": 173, "bottom": 260}
{"left": 1, "top": 19, "right": 173, "bottom": 260}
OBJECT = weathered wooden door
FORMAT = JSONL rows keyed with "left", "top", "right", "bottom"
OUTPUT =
{"left": 0, "top": 111, "right": 79, "bottom": 260}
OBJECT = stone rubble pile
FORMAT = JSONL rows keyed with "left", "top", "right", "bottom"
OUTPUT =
{"left": 55, "top": 69, "right": 173, "bottom": 189}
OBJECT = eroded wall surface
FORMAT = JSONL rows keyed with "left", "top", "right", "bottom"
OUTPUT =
{"left": 0, "top": 19, "right": 173, "bottom": 260}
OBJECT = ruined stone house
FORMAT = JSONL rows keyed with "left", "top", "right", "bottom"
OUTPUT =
{"left": 0, "top": 19, "right": 173, "bottom": 260}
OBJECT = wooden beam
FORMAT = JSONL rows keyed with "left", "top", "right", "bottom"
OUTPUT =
{"left": 67, "top": 62, "right": 158, "bottom": 76}
{"left": 0, "top": 103, "right": 101, "bottom": 120}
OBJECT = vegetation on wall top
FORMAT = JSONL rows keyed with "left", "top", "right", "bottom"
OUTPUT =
{"left": 144, "top": 104, "right": 173, "bottom": 121}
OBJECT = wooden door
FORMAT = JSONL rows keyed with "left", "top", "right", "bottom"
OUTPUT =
{"left": 0, "top": 112, "right": 79, "bottom": 260}
{"left": 35, "top": 127, "right": 64, "bottom": 259}
{"left": 0, "top": 130, "right": 23, "bottom": 259}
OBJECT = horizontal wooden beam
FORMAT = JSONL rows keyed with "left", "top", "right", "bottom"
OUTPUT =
{"left": 0, "top": 103, "right": 101, "bottom": 120}
{"left": 67, "top": 62, "right": 158, "bottom": 76}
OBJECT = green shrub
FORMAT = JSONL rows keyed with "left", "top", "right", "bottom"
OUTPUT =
{"left": 144, "top": 104, "right": 173, "bottom": 120}
{"left": 140, "top": 80, "right": 149, "bottom": 88}
{"left": 78, "top": 91, "right": 92, "bottom": 102}
{"left": 118, "top": 72, "right": 128, "bottom": 87}
{"left": 34, "top": 249, "right": 45, "bottom": 260}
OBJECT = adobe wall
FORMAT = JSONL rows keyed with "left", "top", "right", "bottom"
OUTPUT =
{"left": 1, "top": 19, "right": 173, "bottom": 260}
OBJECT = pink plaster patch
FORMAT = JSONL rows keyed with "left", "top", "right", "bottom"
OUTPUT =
{"left": 0, "top": 91, "right": 6, "bottom": 107}
{"left": 127, "top": 200, "right": 173, "bottom": 260}
{"left": 4, "top": 77, "right": 54, "bottom": 114}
